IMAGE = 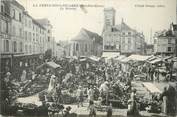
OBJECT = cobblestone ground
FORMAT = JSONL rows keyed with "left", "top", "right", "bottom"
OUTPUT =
{"left": 56, "top": 104, "right": 167, "bottom": 117}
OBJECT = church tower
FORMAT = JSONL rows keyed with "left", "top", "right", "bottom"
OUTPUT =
{"left": 104, "top": 8, "right": 116, "bottom": 27}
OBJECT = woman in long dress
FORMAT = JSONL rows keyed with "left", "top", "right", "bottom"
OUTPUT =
{"left": 48, "top": 75, "right": 56, "bottom": 93}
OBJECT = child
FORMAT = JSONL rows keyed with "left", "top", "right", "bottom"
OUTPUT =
{"left": 107, "top": 103, "right": 113, "bottom": 117}
{"left": 88, "top": 100, "right": 96, "bottom": 117}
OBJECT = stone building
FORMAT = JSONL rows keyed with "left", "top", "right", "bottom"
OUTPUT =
{"left": 102, "top": 8, "right": 145, "bottom": 55}
{"left": 154, "top": 29, "right": 176, "bottom": 56}
{"left": 0, "top": 0, "right": 57, "bottom": 76}
{"left": 70, "top": 28, "right": 103, "bottom": 57}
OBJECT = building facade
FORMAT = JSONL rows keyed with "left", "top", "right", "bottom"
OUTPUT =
{"left": 154, "top": 29, "right": 176, "bottom": 56}
{"left": 0, "top": 0, "right": 12, "bottom": 75}
{"left": 70, "top": 28, "right": 103, "bottom": 57}
{"left": 0, "top": 0, "right": 57, "bottom": 77}
{"left": 172, "top": 23, "right": 177, "bottom": 56}
{"left": 102, "top": 8, "right": 145, "bottom": 55}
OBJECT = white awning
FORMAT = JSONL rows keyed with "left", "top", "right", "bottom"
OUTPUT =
{"left": 127, "top": 54, "right": 151, "bottom": 61}
{"left": 115, "top": 55, "right": 126, "bottom": 61}
{"left": 119, "top": 57, "right": 131, "bottom": 63}
{"left": 149, "top": 58, "right": 162, "bottom": 64}
{"left": 89, "top": 56, "right": 100, "bottom": 62}
{"left": 16, "top": 94, "right": 42, "bottom": 106}
{"left": 102, "top": 52, "right": 120, "bottom": 58}
{"left": 47, "top": 61, "right": 61, "bottom": 69}
{"left": 142, "top": 82, "right": 162, "bottom": 93}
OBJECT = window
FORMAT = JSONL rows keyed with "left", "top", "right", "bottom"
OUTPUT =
{"left": 5, "top": 40, "right": 9, "bottom": 52}
{"left": 29, "top": 32, "right": 31, "bottom": 41}
{"left": 33, "top": 45, "right": 35, "bottom": 53}
{"left": 128, "top": 32, "right": 131, "bottom": 35}
{"left": 85, "top": 44, "right": 87, "bottom": 52}
{"left": 104, "top": 45, "right": 108, "bottom": 50}
{"left": 20, "top": 42, "right": 23, "bottom": 52}
{"left": 128, "top": 38, "right": 131, "bottom": 43}
{"left": 19, "top": 28, "right": 22, "bottom": 37}
{"left": 76, "top": 43, "right": 79, "bottom": 51}
{"left": 13, "top": 41, "right": 17, "bottom": 52}
{"left": 25, "top": 45, "right": 28, "bottom": 53}
{"left": 12, "top": 26, "right": 16, "bottom": 35}
{"left": 168, "top": 39, "right": 172, "bottom": 44}
{"left": 5, "top": 21, "right": 8, "bottom": 33}
{"left": 29, "top": 21, "right": 31, "bottom": 28}
{"left": 33, "top": 33, "right": 35, "bottom": 41}
{"left": 19, "top": 13, "right": 21, "bottom": 22}
{"left": 1, "top": 5, "right": 3, "bottom": 13}
{"left": 13, "top": 9, "right": 15, "bottom": 19}
{"left": 25, "top": 31, "right": 27, "bottom": 40}
{"left": 48, "top": 37, "right": 50, "bottom": 42}
{"left": 25, "top": 18, "right": 27, "bottom": 26}
{"left": 168, "top": 47, "right": 172, "bottom": 52}
{"left": 122, "top": 39, "right": 125, "bottom": 43}
{"left": 29, "top": 45, "right": 32, "bottom": 53}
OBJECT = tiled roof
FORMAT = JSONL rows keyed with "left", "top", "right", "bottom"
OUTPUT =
{"left": 157, "top": 30, "right": 175, "bottom": 37}
{"left": 115, "top": 22, "right": 132, "bottom": 31}
{"left": 11, "top": 0, "right": 25, "bottom": 10}
{"left": 71, "top": 28, "right": 103, "bottom": 43}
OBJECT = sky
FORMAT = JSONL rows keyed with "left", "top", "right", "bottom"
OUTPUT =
{"left": 17, "top": 0, "right": 176, "bottom": 44}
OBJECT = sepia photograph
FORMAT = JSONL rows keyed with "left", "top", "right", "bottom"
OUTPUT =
{"left": 0, "top": 0, "right": 177, "bottom": 116}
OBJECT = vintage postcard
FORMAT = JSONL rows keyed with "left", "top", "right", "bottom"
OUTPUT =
{"left": 0, "top": 0, "right": 177, "bottom": 116}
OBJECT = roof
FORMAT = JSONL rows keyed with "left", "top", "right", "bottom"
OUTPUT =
{"left": 104, "top": 7, "right": 116, "bottom": 12}
{"left": 36, "top": 19, "right": 52, "bottom": 27}
{"left": 71, "top": 28, "right": 102, "bottom": 42}
{"left": 102, "top": 21, "right": 134, "bottom": 34}
{"left": 32, "top": 19, "right": 46, "bottom": 30}
{"left": 156, "top": 30, "right": 175, "bottom": 37}
{"left": 37, "top": 61, "right": 61, "bottom": 69}
{"left": 114, "top": 21, "right": 132, "bottom": 31}
{"left": 11, "top": 0, "right": 25, "bottom": 10}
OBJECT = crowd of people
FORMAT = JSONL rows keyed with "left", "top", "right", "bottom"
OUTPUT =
{"left": 0, "top": 56, "right": 177, "bottom": 116}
